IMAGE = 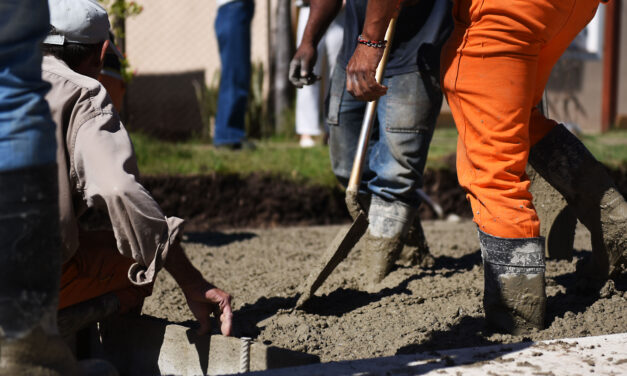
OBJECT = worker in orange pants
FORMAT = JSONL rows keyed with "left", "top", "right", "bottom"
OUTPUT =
{"left": 345, "top": 0, "right": 626, "bottom": 334}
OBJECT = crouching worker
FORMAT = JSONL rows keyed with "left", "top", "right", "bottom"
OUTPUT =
{"left": 42, "top": 0, "right": 233, "bottom": 337}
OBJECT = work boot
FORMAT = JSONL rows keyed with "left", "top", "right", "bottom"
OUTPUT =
{"left": 0, "top": 166, "right": 118, "bottom": 376}
{"left": 362, "top": 195, "right": 415, "bottom": 285}
{"left": 529, "top": 124, "right": 627, "bottom": 279}
{"left": 0, "top": 327, "right": 118, "bottom": 376}
{"left": 479, "top": 230, "right": 546, "bottom": 334}
{"left": 400, "top": 217, "right": 435, "bottom": 268}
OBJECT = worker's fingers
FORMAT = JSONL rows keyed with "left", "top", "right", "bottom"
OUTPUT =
{"left": 205, "top": 287, "right": 233, "bottom": 336}
{"left": 289, "top": 58, "right": 304, "bottom": 88}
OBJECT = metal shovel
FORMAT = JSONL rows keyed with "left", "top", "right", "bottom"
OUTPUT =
{"left": 295, "top": 17, "right": 399, "bottom": 309}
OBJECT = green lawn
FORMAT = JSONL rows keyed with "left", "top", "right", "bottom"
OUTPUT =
{"left": 131, "top": 128, "right": 627, "bottom": 187}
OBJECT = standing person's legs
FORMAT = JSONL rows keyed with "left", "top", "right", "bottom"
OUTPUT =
{"left": 214, "top": 0, "right": 254, "bottom": 146}
{"left": 441, "top": 0, "right": 597, "bottom": 333}
{"left": 327, "top": 66, "right": 374, "bottom": 191}
{"left": 363, "top": 70, "right": 441, "bottom": 283}
{"left": 0, "top": 1, "right": 115, "bottom": 374}
{"left": 295, "top": 6, "right": 324, "bottom": 141}
{"left": 527, "top": 0, "right": 625, "bottom": 280}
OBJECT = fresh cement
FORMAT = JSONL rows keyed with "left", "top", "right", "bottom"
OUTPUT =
{"left": 143, "top": 219, "right": 626, "bottom": 364}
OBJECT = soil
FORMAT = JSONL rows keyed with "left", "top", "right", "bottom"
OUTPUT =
{"left": 142, "top": 220, "right": 627, "bottom": 363}
{"left": 141, "top": 168, "right": 471, "bottom": 232}
{"left": 141, "top": 164, "right": 627, "bottom": 232}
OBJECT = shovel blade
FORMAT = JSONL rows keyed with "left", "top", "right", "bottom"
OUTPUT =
{"left": 295, "top": 211, "right": 368, "bottom": 309}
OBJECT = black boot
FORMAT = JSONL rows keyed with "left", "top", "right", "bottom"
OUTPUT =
{"left": 479, "top": 230, "right": 546, "bottom": 334}
{"left": 529, "top": 124, "right": 626, "bottom": 279}
{"left": 0, "top": 165, "right": 118, "bottom": 376}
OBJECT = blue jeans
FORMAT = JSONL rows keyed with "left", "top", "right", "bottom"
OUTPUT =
{"left": 0, "top": 0, "right": 62, "bottom": 340}
{"left": 327, "top": 67, "right": 442, "bottom": 207}
{"left": 214, "top": 0, "right": 254, "bottom": 146}
{"left": 0, "top": 0, "right": 56, "bottom": 171}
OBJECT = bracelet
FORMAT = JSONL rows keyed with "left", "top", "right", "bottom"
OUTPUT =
{"left": 357, "top": 34, "right": 387, "bottom": 49}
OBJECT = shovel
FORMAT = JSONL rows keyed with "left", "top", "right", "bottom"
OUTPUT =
{"left": 295, "top": 17, "right": 398, "bottom": 309}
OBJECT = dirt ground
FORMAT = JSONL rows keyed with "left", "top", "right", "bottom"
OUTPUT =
{"left": 143, "top": 219, "right": 626, "bottom": 363}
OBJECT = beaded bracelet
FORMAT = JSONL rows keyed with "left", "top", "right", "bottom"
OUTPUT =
{"left": 357, "top": 34, "right": 387, "bottom": 49}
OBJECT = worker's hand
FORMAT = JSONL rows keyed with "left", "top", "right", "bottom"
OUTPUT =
{"left": 346, "top": 43, "right": 387, "bottom": 101}
{"left": 289, "top": 43, "right": 319, "bottom": 88}
{"left": 181, "top": 280, "right": 233, "bottom": 336}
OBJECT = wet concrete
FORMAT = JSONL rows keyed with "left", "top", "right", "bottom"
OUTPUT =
{"left": 143, "top": 219, "right": 626, "bottom": 364}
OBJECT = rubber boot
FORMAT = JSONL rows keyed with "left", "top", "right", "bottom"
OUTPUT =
{"left": 0, "top": 166, "right": 118, "bottom": 376}
{"left": 399, "top": 217, "right": 435, "bottom": 268}
{"left": 479, "top": 230, "right": 546, "bottom": 334}
{"left": 529, "top": 124, "right": 627, "bottom": 279}
{"left": 362, "top": 195, "right": 416, "bottom": 285}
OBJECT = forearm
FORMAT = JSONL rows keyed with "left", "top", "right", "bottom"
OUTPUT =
{"left": 164, "top": 242, "right": 207, "bottom": 290}
{"left": 300, "top": 0, "right": 343, "bottom": 47}
{"left": 361, "top": 0, "right": 401, "bottom": 40}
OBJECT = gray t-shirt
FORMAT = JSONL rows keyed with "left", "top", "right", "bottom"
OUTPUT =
{"left": 338, "top": 0, "right": 453, "bottom": 76}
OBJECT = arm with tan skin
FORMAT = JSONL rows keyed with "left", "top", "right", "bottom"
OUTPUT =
{"left": 345, "top": 0, "right": 402, "bottom": 101}
{"left": 165, "top": 243, "right": 233, "bottom": 336}
{"left": 289, "top": 0, "right": 343, "bottom": 87}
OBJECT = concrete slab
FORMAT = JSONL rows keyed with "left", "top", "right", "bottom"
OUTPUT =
{"left": 92, "top": 315, "right": 319, "bottom": 375}
{"left": 247, "top": 333, "right": 627, "bottom": 376}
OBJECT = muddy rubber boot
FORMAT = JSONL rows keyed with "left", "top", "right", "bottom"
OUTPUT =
{"left": 0, "top": 166, "right": 118, "bottom": 376}
{"left": 479, "top": 230, "right": 546, "bottom": 334}
{"left": 362, "top": 196, "right": 415, "bottom": 285}
{"left": 400, "top": 217, "right": 435, "bottom": 268}
{"left": 529, "top": 124, "right": 627, "bottom": 279}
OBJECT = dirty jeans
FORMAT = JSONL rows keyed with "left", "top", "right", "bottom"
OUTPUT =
{"left": 0, "top": 0, "right": 60, "bottom": 340}
{"left": 327, "top": 66, "right": 442, "bottom": 209}
{"left": 214, "top": 0, "right": 255, "bottom": 146}
{"left": 441, "top": 0, "right": 600, "bottom": 238}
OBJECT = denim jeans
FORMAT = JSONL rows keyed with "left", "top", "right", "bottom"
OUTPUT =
{"left": 0, "top": 0, "right": 56, "bottom": 171}
{"left": 327, "top": 66, "right": 442, "bottom": 207}
{"left": 0, "top": 0, "right": 62, "bottom": 340}
{"left": 214, "top": 0, "right": 255, "bottom": 146}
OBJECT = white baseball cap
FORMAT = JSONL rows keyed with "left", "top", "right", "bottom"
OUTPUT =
{"left": 44, "top": 0, "right": 110, "bottom": 46}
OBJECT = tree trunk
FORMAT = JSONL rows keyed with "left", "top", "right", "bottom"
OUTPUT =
{"left": 272, "top": 0, "right": 294, "bottom": 134}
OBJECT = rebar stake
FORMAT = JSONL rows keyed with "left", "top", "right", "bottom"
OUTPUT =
{"left": 240, "top": 337, "right": 252, "bottom": 373}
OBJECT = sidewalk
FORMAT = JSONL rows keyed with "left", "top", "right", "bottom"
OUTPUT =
{"left": 247, "top": 332, "right": 627, "bottom": 376}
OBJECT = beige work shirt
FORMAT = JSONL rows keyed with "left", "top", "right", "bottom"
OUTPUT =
{"left": 42, "top": 55, "right": 184, "bottom": 286}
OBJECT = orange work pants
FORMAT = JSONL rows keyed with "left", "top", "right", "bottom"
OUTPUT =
{"left": 59, "top": 231, "right": 152, "bottom": 312}
{"left": 441, "top": 0, "right": 600, "bottom": 238}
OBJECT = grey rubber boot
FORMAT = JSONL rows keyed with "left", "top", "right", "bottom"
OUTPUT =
{"left": 479, "top": 230, "right": 546, "bottom": 334}
{"left": 362, "top": 195, "right": 416, "bottom": 285}
{"left": 529, "top": 124, "right": 627, "bottom": 279}
{"left": 400, "top": 217, "right": 435, "bottom": 268}
{"left": 0, "top": 166, "right": 118, "bottom": 376}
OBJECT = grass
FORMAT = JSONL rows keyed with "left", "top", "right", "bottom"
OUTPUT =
{"left": 580, "top": 129, "right": 627, "bottom": 168}
{"left": 130, "top": 127, "right": 627, "bottom": 187}
{"left": 131, "top": 132, "right": 338, "bottom": 187}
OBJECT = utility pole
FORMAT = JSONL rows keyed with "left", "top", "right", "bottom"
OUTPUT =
{"left": 602, "top": 0, "right": 622, "bottom": 132}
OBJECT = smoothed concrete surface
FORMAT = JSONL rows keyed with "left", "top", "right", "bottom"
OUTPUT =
{"left": 247, "top": 333, "right": 627, "bottom": 376}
